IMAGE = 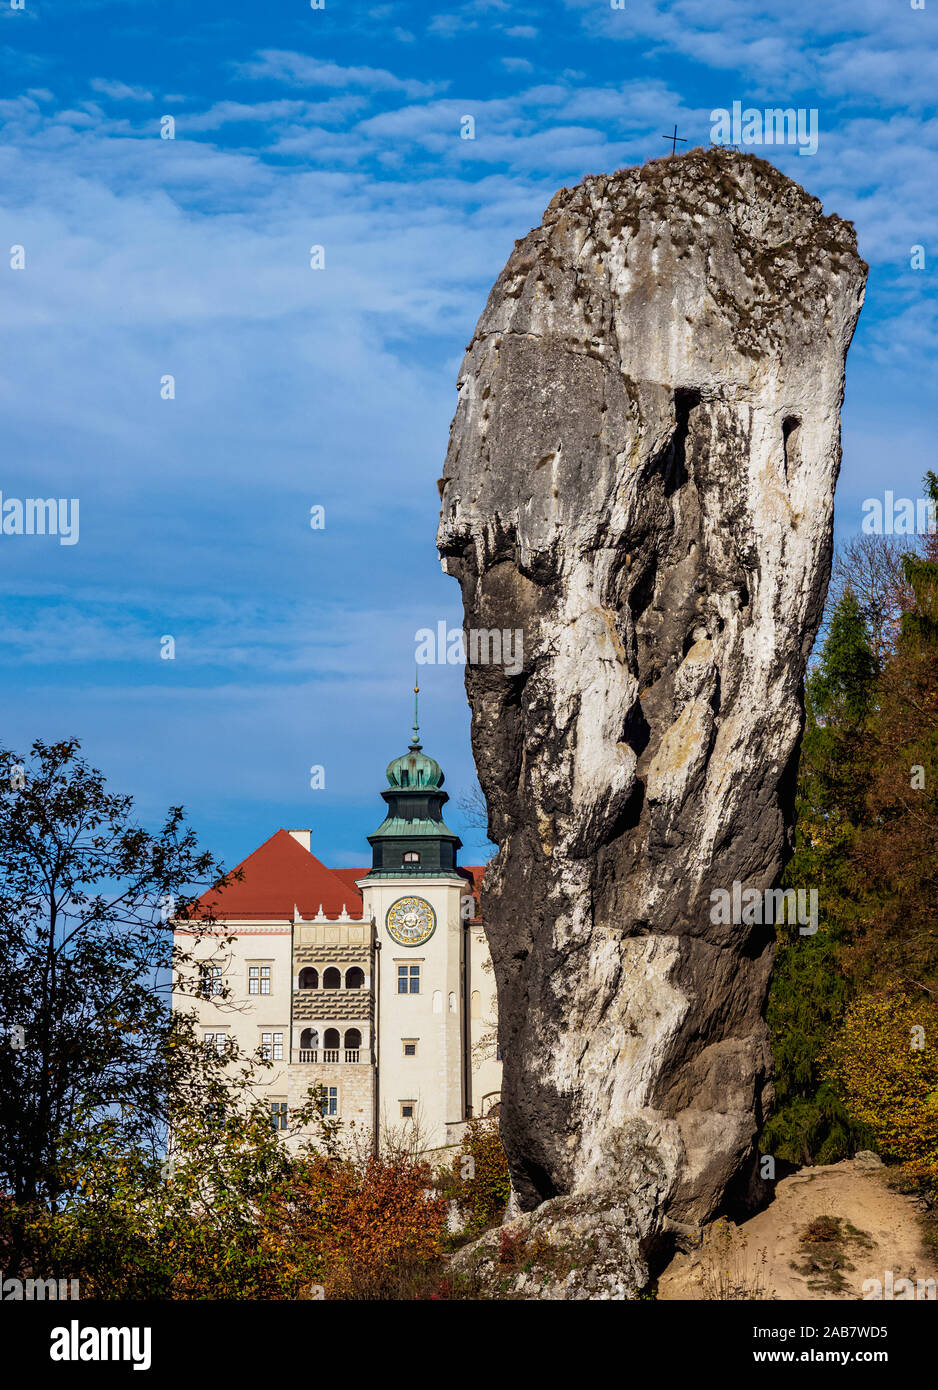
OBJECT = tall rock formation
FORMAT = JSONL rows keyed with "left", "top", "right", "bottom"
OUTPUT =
{"left": 437, "top": 148, "right": 866, "bottom": 1293}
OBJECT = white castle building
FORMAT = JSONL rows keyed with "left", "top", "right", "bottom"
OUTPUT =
{"left": 174, "top": 693, "right": 501, "bottom": 1153}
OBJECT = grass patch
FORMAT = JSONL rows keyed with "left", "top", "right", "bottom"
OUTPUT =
{"left": 790, "top": 1214, "right": 873, "bottom": 1295}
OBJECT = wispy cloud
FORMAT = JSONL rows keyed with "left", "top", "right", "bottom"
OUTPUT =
{"left": 563, "top": 0, "right": 938, "bottom": 106}
{"left": 90, "top": 77, "right": 153, "bottom": 102}
{"left": 235, "top": 49, "right": 448, "bottom": 100}
{"left": 3, "top": 1, "right": 936, "bottom": 866}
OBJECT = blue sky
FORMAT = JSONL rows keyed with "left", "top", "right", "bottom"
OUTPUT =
{"left": 0, "top": 0, "right": 935, "bottom": 874}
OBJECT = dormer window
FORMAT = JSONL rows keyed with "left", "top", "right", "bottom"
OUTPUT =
{"left": 403, "top": 851, "right": 420, "bottom": 865}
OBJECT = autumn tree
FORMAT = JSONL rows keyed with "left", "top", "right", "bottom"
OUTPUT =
{"left": 848, "top": 471, "right": 938, "bottom": 992}
{"left": 826, "top": 994, "right": 938, "bottom": 1176}
{"left": 18, "top": 1086, "right": 449, "bottom": 1300}
{"left": 0, "top": 738, "right": 238, "bottom": 1218}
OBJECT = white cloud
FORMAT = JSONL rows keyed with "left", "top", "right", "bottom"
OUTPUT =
{"left": 235, "top": 49, "right": 447, "bottom": 100}
{"left": 3, "top": 48, "right": 937, "bottom": 860}
{"left": 51, "top": 108, "right": 98, "bottom": 127}
{"left": 427, "top": 13, "right": 478, "bottom": 38}
{"left": 562, "top": 0, "right": 938, "bottom": 108}
{"left": 90, "top": 77, "right": 154, "bottom": 102}
{"left": 184, "top": 97, "right": 366, "bottom": 133}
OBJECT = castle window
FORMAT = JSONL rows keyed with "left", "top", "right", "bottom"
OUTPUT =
{"left": 345, "top": 966, "right": 365, "bottom": 990}
{"left": 403, "top": 851, "right": 420, "bottom": 864}
{"left": 344, "top": 1028, "right": 362, "bottom": 1062}
{"left": 402, "top": 1039, "right": 418, "bottom": 1057}
{"left": 320, "top": 1086, "right": 338, "bottom": 1117}
{"left": 323, "top": 1028, "right": 340, "bottom": 1062}
{"left": 203, "top": 1031, "right": 228, "bottom": 1054}
{"left": 199, "top": 964, "right": 222, "bottom": 998}
{"left": 270, "top": 1101, "right": 288, "bottom": 1131}
{"left": 322, "top": 967, "right": 341, "bottom": 990}
{"left": 398, "top": 964, "right": 420, "bottom": 994}
{"left": 298, "top": 967, "right": 319, "bottom": 990}
{"left": 260, "top": 1031, "right": 284, "bottom": 1061}
{"left": 400, "top": 1100, "right": 416, "bottom": 1120}
{"left": 248, "top": 964, "right": 271, "bottom": 995}
{"left": 299, "top": 1028, "right": 318, "bottom": 1060}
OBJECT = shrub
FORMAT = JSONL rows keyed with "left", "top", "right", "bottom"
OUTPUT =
{"left": 449, "top": 1117, "right": 510, "bottom": 1230}
{"left": 285, "top": 1155, "right": 450, "bottom": 1300}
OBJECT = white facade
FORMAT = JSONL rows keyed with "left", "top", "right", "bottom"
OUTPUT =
{"left": 365, "top": 872, "right": 488, "bottom": 1149}
{"left": 174, "top": 829, "right": 500, "bottom": 1156}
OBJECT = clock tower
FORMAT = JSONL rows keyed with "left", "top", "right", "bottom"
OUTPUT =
{"left": 364, "top": 681, "right": 461, "bottom": 877}
{"left": 358, "top": 684, "right": 473, "bottom": 1149}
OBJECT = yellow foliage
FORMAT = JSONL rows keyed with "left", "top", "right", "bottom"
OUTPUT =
{"left": 825, "top": 992, "right": 938, "bottom": 1173}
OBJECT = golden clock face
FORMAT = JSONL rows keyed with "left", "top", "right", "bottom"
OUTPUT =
{"left": 386, "top": 896, "right": 436, "bottom": 947}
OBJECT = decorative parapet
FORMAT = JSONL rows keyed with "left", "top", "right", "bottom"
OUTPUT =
{"left": 293, "top": 991, "right": 374, "bottom": 1023}
{"left": 294, "top": 917, "right": 373, "bottom": 950}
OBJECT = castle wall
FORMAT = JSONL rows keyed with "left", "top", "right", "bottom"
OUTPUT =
{"left": 173, "top": 862, "right": 500, "bottom": 1158}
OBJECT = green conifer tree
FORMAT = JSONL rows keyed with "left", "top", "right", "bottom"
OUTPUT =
{"left": 761, "top": 589, "right": 879, "bottom": 1165}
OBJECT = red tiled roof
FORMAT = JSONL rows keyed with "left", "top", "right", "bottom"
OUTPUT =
{"left": 332, "top": 867, "right": 369, "bottom": 896}
{"left": 193, "top": 829, "right": 364, "bottom": 921}
{"left": 189, "top": 830, "right": 489, "bottom": 925}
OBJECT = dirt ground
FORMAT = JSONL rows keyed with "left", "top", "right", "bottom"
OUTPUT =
{"left": 657, "top": 1157, "right": 936, "bottom": 1300}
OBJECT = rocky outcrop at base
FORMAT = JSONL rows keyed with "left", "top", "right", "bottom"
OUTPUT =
{"left": 450, "top": 1191, "right": 649, "bottom": 1300}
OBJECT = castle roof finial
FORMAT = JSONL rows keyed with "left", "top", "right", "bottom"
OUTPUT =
{"left": 410, "top": 668, "right": 421, "bottom": 750}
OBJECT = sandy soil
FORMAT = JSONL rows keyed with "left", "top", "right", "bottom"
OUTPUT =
{"left": 657, "top": 1157, "right": 936, "bottom": 1300}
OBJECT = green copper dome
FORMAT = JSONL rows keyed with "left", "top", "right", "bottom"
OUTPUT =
{"left": 385, "top": 748, "right": 443, "bottom": 789}
{"left": 385, "top": 676, "right": 444, "bottom": 788}
{"left": 365, "top": 679, "right": 461, "bottom": 877}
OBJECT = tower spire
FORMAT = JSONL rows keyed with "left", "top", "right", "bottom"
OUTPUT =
{"left": 410, "top": 668, "right": 421, "bottom": 750}
{"left": 367, "top": 671, "right": 461, "bottom": 875}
